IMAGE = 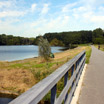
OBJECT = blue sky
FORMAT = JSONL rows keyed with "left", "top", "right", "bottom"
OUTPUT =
{"left": 0, "top": 0, "right": 104, "bottom": 37}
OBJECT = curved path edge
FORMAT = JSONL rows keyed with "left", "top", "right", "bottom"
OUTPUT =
{"left": 70, "top": 64, "right": 87, "bottom": 104}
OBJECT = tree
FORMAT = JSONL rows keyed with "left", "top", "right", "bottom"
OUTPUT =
{"left": 38, "top": 36, "right": 51, "bottom": 61}
{"left": 50, "top": 38, "right": 64, "bottom": 46}
{"left": 93, "top": 38, "right": 104, "bottom": 44}
{"left": 0, "top": 34, "right": 35, "bottom": 45}
{"left": 92, "top": 28, "right": 104, "bottom": 38}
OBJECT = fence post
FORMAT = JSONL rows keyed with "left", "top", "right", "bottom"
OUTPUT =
{"left": 64, "top": 71, "right": 68, "bottom": 103}
{"left": 76, "top": 61, "right": 78, "bottom": 86}
{"left": 51, "top": 84, "right": 57, "bottom": 104}
{"left": 71, "top": 65, "right": 75, "bottom": 96}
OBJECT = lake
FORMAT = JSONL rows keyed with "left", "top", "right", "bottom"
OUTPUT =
{"left": 0, "top": 98, "right": 13, "bottom": 104}
{"left": 0, "top": 45, "right": 62, "bottom": 61}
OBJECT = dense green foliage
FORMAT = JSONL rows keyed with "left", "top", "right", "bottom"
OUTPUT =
{"left": 0, "top": 28, "right": 104, "bottom": 46}
{"left": 43, "top": 28, "right": 104, "bottom": 46}
{"left": 0, "top": 34, "right": 35, "bottom": 45}
{"left": 50, "top": 38, "right": 64, "bottom": 46}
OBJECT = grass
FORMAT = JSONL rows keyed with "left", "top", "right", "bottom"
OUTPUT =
{"left": 0, "top": 45, "right": 92, "bottom": 100}
{"left": 85, "top": 46, "right": 92, "bottom": 63}
{"left": 95, "top": 44, "right": 104, "bottom": 51}
{"left": 78, "top": 43, "right": 92, "bottom": 46}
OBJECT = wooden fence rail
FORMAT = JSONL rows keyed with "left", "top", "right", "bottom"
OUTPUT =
{"left": 9, "top": 50, "right": 86, "bottom": 104}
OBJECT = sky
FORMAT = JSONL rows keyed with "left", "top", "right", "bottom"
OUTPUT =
{"left": 0, "top": 0, "right": 104, "bottom": 37}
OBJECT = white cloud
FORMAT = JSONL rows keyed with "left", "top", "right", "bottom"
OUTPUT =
{"left": 62, "top": 16, "right": 70, "bottom": 25}
{"left": 71, "top": 4, "right": 104, "bottom": 25}
{"left": 41, "top": 4, "right": 49, "bottom": 15}
{"left": 0, "top": 22, "right": 21, "bottom": 36}
{"left": 31, "top": 3, "right": 37, "bottom": 12}
{"left": 30, "top": 15, "right": 70, "bottom": 34}
{"left": 80, "top": 0, "right": 104, "bottom": 8}
{"left": 62, "top": 3, "right": 77, "bottom": 12}
{"left": 0, "top": 0, "right": 28, "bottom": 18}
{"left": 91, "top": 15, "right": 104, "bottom": 23}
{"left": 72, "top": 6, "right": 93, "bottom": 19}
{"left": 30, "top": 18, "right": 47, "bottom": 27}
{"left": 0, "top": 1, "right": 11, "bottom": 8}
{"left": 45, "top": 16, "right": 70, "bottom": 29}
{"left": 98, "top": 6, "right": 104, "bottom": 14}
{"left": 0, "top": 11, "right": 26, "bottom": 18}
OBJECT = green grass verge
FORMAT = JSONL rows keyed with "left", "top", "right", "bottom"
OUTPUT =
{"left": 85, "top": 46, "right": 92, "bottom": 63}
{"left": 95, "top": 44, "right": 104, "bottom": 51}
{"left": 78, "top": 43, "right": 92, "bottom": 46}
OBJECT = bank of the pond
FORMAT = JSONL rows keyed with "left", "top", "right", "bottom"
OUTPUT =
{"left": 0, "top": 91, "right": 18, "bottom": 104}
{"left": 0, "top": 90, "right": 18, "bottom": 98}
{"left": 59, "top": 45, "right": 78, "bottom": 51}
{"left": 0, "top": 46, "right": 91, "bottom": 100}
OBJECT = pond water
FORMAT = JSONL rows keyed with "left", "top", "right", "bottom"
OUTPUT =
{"left": 0, "top": 98, "right": 13, "bottom": 104}
{"left": 0, "top": 45, "right": 62, "bottom": 61}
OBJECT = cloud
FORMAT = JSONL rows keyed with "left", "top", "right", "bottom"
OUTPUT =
{"left": 29, "top": 15, "right": 70, "bottom": 34}
{"left": 30, "top": 18, "right": 47, "bottom": 27}
{"left": 0, "top": 11, "right": 27, "bottom": 18}
{"left": 46, "top": 16, "right": 70, "bottom": 29}
{"left": 62, "top": 2, "right": 77, "bottom": 12}
{"left": 0, "top": 1, "right": 11, "bottom": 8}
{"left": 78, "top": 6, "right": 104, "bottom": 24}
{"left": 80, "top": 0, "right": 104, "bottom": 6}
{"left": 0, "top": 0, "right": 28, "bottom": 18}
{"left": 40, "top": 4, "right": 49, "bottom": 15}
{"left": 91, "top": 15, "right": 104, "bottom": 23}
{"left": 83, "top": 12, "right": 104, "bottom": 23}
{"left": 31, "top": 3, "right": 37, "bottom": 12}
{"left": 98, "top": 6, "right": 104, "bottom": 14}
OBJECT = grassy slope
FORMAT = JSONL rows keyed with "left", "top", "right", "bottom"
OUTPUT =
{"left": 0, "top": 46, "right": 91, "bottom": 98}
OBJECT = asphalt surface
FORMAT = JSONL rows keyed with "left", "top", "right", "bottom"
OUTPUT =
{"left": 79, "top": 46, "right": 104, "bottom": 104}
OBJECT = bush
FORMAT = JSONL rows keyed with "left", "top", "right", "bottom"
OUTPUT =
{"left": 38, "top": 36, "right": 51, "bottom": 61}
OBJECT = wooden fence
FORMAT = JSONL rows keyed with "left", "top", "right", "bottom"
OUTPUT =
{"left": 9, "top": 50, "right": 86, "bottom": 104}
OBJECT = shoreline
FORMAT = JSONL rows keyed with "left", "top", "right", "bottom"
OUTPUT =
{"left": 0, "top": 91, "right": 18, "bottom": 99}
{"left": 0, "top": 47, "right": 65, "bottom": 62}
{"left": 0, "top": 45, "right": 78, "bottom": 62}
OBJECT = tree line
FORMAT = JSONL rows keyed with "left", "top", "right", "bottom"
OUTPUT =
{"left": 0, "top": 28, "right": 104, "bottom": 46}
{"left": 0, "top": 34, "right": 35, "bottom": 45}
{"left": 43, "top": 28, "right": 104, "bottom": 46}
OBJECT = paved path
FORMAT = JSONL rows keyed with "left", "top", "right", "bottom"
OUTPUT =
{"left": 79, "top": 46, "right": 104, "bottom": 104}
